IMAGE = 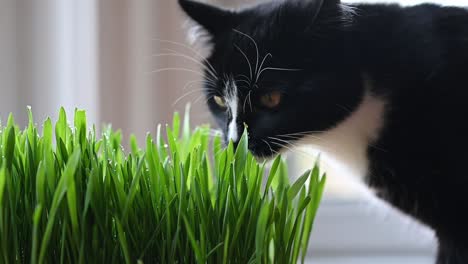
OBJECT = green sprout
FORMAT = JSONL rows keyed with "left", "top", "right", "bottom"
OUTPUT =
{"left": 0, "top": 107, "right": 326, "bottom": 264}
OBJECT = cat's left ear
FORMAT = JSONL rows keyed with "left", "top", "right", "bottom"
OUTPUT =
{"left": 179, "top": 0, "right": 236, "bottom": 42}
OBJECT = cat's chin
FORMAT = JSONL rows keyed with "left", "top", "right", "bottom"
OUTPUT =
{"left": 249, "top": 144, "right": 290, "bottom": 163}
{"left": 250, "top": 149, "right": 285, "bottom": 163}
{"left": 252, "top": 154, "right": 276, "bottom": 163}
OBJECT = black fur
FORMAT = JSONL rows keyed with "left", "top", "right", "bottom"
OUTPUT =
{"left": 178, "top": 1, "right": 468, "bottom": 263}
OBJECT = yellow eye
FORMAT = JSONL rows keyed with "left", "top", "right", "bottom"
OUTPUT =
{"left": 260, "top": 91, "right": 282, "bottom": 108}
{"left": 213, "top": 95, "right": 226, "bottom": 108}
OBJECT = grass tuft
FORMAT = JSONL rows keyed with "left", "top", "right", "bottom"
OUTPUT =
{"left": 0, "top": 107, "right": 326, "bottom": 263}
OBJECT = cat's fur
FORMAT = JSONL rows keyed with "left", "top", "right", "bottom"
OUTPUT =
{"left": 178, "top": 0, "right": 468, "bottom": 263}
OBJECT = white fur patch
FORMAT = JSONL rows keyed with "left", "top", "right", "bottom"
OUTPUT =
{"left": 182, "top": 19, "right": 214, "bottom": 57}
{"left": 298, "top": 90, "right": 386, "bottom": 181}
{"left": 226, "top": 79, "right": 239, "bottom": 142}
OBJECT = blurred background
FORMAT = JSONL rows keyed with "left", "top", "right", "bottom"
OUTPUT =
{"left": 1, "top": 0, "right": 464, "bottom": 263}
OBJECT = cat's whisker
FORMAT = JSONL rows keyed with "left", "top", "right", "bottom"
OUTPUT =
{"left": 276, "top": 131, "right": 326, "bottom": 136}
{"left": 278, "top": 133, "right": 347, "bottom": 156}
{"left": 257, "top": 67, "right": 302, "bottom": 80}
{"left": 149, "top": 67, "right": 208, "bottom": 78}
{"left": 234, "top": 44, "right": 254, "bottom": 80}
{"left": 269, "top": 140, "right": 307, "bottom": 157}
{"left": 200, "top": 130, "right": 223, "bottom": 137}
{"left": 208, "top": 128, "right": 222, "bottom": 134}
{"left": 248, "top": 91, "right": 253, "bottom": 112}
{"left": 193, "top": 93, "right": 207, "bottom": 104}
{"left": 275, "top": 133, "right": 326, "bottom": 142}
{"left": 269, "top": 139, "right": 317, "bottom": 159}
{"left": 274, "top": 134, "right": 304, "bottom": 140}
{"left": 236, "top": 79, "right": 251, "bottom": 87}
{"left": 268, "top": 136, "right": 295, "bottom": 146}
{"left": 277, "top": 130, "right": 385, "bottom": 152}
{"left": 186, "top": 82, "right": 220, "bottom": 95}
{"left": 236, "top": 74, "right": 252, "bottom": 84}
{"left": 151, "top": 51, "right": 218, "bottom": 80}
{"left": 183, "top": 80, "right": 217, "bottom": 91}
{"left": 243, "top": 90, "right": 253, "bottom": 113}
{"left": 256, "top": 53, "right": 272, "bottom": 82}
{"left": 200, "top": 133, "right": 223, "bottom": 139}
{"left": 151, "top": 37, "right": 218, "bottom": 75}
{"left": 173, "top": 88, "right": 211, "bottom": 106}
{"left": 261, "top": 139, "right": 277, "bottom": 155}
{"left": 233, "top": 29, "right": 260, "bottom": 79}
{"left": 162, "top": 48, "right": 219, "bottom": 80}
{"left": 268, "top": 140, "right": 293, "bottom": 152}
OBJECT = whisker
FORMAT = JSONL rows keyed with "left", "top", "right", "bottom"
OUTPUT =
{"left": 183, "top": 80, "right": 217, "bottom": 91}
{"left": 274, "top": 135, "right": 304, "bottom": 140}
{"left": 277, "top": 130, "right": 386, "bottom": 152}
{"left": 163, "top": 47, "right": 218, "bottom": 79}
{"left": 199, "top": 132, "right": 223, "bottom": 139}
{"left": 200, "top": 130, "right": 223, "bottom": 137}
{"left": 149, "top": 67, "right": 206, "bottom": 77}
{"left": 257, "top": 67, "right": 302, "bottom": 80}
{"left": 247, "top": 91, "right": 253, "bottom": 112}
{"left": 236, "top": 74, "right": 252, "bottom": 83}
{"left": 271, "top": 133, "right": 331, "bottom": 148}
{"left": 162, "top": 47, "right": 217, "bottom": 73}
{"left": 151, "top": 50, "right": 218, "bottom": 80}
{"left": 173, "top": 89, "right": 211, "bottom": 106}
{"left": 236, "top": 79, "right": 251, "bottom": 87}
{"left": 234, "top": 44, "right": 253, "bottom": 80}
{"left": 233, "top": 29, "right": 259, "bottom": 79}
{"left": 268, "top": 136, "right": 295, "bottom": 146}
{"left": 208, "top": 128, "right": 223, "bottom": 134}
{"left": 243, "top": 90, "right": 253, "bottom": 113}
{"left": 193, "top": 93, "right": 207, "bottom": 104}
{"left": 268, "top": 140, "right": 296, "bottom": 155}
{"left": 261, "top": 139, "right": 277, "bottom": 155}
{"left": 256, "top": 53, "right": 272, "bottom": 82}
{"left": 151, "top": 37, "right": 218, "bottom": 75}
{"left": 276, "top": 131, "right": 325, "bottom": 136}
{"left": 269, "top": 140, "right": 316, "bottom": 159}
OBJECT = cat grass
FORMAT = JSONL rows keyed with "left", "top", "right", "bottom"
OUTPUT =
{"left": 0, "top": 107, "right": 325, "bottom": 264}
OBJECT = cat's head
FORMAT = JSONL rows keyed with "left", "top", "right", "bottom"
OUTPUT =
{"left": 179, "top": 0, "right": 365, "bottom": 158}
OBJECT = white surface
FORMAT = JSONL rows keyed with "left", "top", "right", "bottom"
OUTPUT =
{"left": 306, "top": 199, "right": 437, "bottom": 263}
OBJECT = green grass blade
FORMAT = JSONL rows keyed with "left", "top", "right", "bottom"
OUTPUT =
{"left": 0, "top": 108, "right": 326, "bottom": 264}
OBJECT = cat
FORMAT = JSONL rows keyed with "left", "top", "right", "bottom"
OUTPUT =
{"left": 178, "top": 0, "right": 468, "bottom": 263}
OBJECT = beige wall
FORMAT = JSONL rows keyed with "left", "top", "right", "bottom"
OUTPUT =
{"left": 98, "top": 0, "right": 220, "bottom": 141}
{"left": 0, "top": 0, "right": 214, "bottom": 140}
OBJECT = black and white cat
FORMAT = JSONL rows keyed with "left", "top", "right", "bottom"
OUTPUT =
{"left": 178, "top": 0, "right": 468, "bottom": 263}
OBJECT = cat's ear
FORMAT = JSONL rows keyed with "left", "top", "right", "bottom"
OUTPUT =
{"left": 179, "top": 0, "right": 236, "bottom": 38}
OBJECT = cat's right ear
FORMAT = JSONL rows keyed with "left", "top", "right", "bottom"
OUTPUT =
{"left": 179, "top": 0, "right": 236, "bottom": 44}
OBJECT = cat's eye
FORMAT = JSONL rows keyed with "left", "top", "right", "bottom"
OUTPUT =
{"left": 213, "top": 95, "right": 226, "bottom": 108}
{"left": 260, "top": 91, "right": 282, "bottom": 108}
